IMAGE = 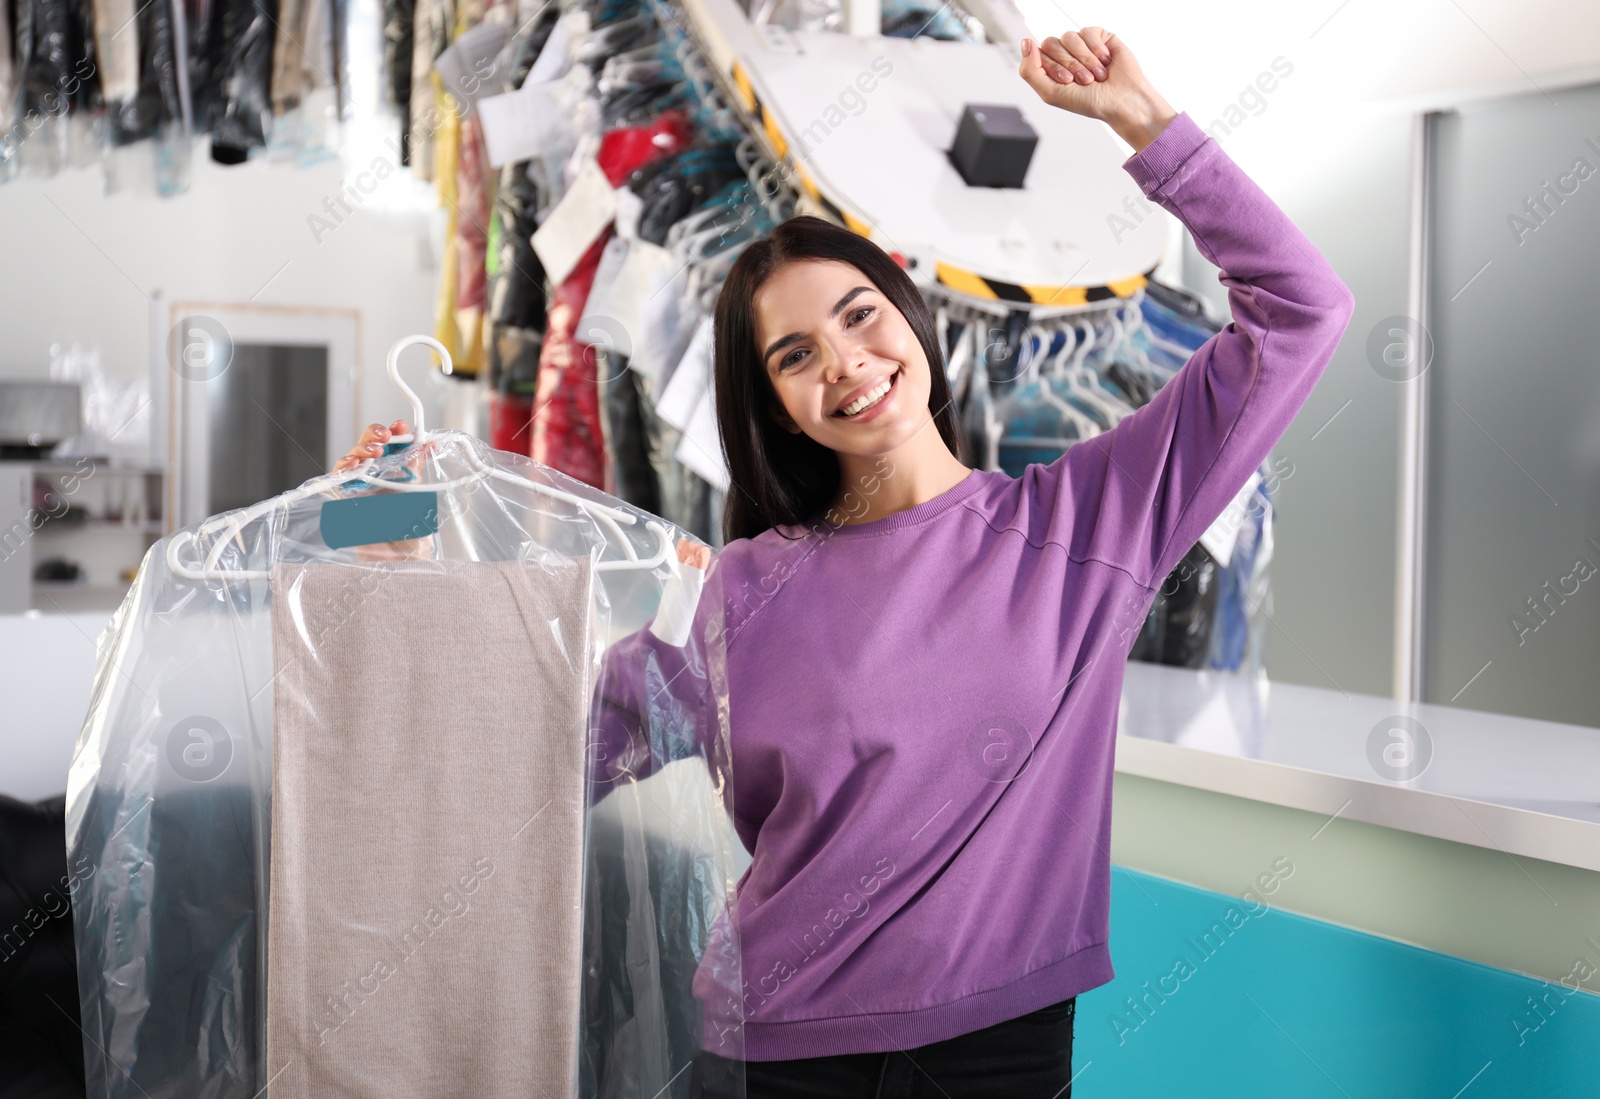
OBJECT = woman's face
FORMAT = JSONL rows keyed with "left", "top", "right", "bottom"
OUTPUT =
{"left": 754, "top": 258, "right": 933, "bottom": 457}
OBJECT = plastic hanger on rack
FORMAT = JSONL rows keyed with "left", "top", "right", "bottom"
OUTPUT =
{"left": 1058, "top": 319, "right": 1132, "bottom": 428}
{"left": 166, "top": 336, "right": 677, "bottom": 582}
{"left": 1024, "top": 322, "right": 1101, "bottom": 439}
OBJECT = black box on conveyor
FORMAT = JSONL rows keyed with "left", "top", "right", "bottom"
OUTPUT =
{"left": 948, "top": 103, "right": 1038, "bottom": 188}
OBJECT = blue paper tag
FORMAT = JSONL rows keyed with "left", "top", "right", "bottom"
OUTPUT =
{"left": 321, "top": 491, "right": 440, "bottom": 550}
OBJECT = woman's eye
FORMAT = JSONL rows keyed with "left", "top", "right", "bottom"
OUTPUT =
{"left": 849, "top": 306, "right": 874, "bottom": 325}
{"left": 781, "top": 348, "right": 805, "bottom": 369}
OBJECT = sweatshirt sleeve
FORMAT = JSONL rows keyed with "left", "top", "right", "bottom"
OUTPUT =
{"left": 1057, "top": 111, "right": 1356, "bottom": 591}
{"left": 585, "top": 556, "right": 729, "bottom": 809}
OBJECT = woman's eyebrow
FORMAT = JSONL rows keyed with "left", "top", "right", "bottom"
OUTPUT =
{"left": 762, "top": 286, "right": 875, "bottom": 366}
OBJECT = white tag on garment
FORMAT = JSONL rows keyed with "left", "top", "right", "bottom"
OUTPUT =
{"left": 655, "top": 313, "right": 713, "bottom": 431}
{"left": 527, "top": 11, "right": 577, "bottom": 85}
{"left": 575, "top": 237, "right": 634, "bottom": 351}
{"left": 531, "top": 156, "right": 616, "bottom": 286}
{"left": 432, "top": 22, "right": 511, "bottom": 115}
{"left": 614, "top": 186, "right": 643, "bottom": 241}
{"left": 1197, "top": 468, "right": 1262, "bottom": 569}
{"left": 630, "top": 263, "right": 691, "bottom": 386}
{"left": 578, "top": 238, "right": 676, "bottom": 359}
{"left": 478, "top": 79, "right": 567, "bottom": 167}
{"left": 649, "top": 542, "right": 710, "bottom": 646}
{"left": 675, "top": 391, "right": 730, "bottom": 493}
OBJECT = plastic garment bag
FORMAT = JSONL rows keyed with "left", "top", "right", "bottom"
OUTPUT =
{"left": 64, "top": 427, "right": 747, "bottom": 1099}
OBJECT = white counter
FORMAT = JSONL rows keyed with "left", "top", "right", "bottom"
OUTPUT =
{"left": 1116, "top": 660, "right": 1600, "bottom": 872}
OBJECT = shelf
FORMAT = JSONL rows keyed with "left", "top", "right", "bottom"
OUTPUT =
{"left": 30, "top": 461, "right": 165, "bottom": 475}
{"left": 35, "top": 520, "right": 163, "bottom": 534}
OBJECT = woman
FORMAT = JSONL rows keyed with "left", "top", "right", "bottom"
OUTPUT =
{"left": 335, "top": 26, "right": 1355, "bottom": 1098}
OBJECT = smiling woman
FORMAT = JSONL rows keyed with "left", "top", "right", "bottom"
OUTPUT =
{"left": 661, "top": 22, "right": 1357, "bottom": 1094}
{"left": 711, "top": 215, "right": 971, "bottom": 541}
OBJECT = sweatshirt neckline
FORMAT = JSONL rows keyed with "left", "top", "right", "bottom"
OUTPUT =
{"left": 800, "top": 468, "right": 986, "bottom": 539}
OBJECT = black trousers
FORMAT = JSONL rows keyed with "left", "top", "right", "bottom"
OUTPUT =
{"left": 689, "top": 997, "right": 1076, "bottom": 1099}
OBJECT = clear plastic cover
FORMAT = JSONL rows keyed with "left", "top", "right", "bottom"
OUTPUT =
{"left": 64, "top": 428, "right": 746, "bottom": 1098}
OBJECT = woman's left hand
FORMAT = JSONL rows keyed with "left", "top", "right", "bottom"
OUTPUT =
{"left": 1018, "top": 29, "right": 1177, "bottom": 153}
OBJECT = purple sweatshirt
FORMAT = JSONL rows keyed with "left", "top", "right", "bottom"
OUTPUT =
{"left": 590, "top": 111, "right": 1356, "bottom": 1061}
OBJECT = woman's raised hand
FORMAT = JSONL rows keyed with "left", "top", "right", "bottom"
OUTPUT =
{"left": 1017, "top": 29, "right": 1178, "bottom": 154}
{"left": 330, "top": 419, "right": 435, "bottom": 562}
{"left": 332, "top": 419, "right": 411, "bottom": 475}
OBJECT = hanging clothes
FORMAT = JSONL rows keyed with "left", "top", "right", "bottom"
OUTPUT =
{"left": 269, "top": 0, "right": 328, "bottom": 117}
{"left": 382, "top": 0, "right": 414, "bottom": 160}
{"left": 531, "top": 234, "right": 609, "bottom": 488}
{"left": 102, "top": 0, "right": 179, "bottom": 145}
{"left": 451, "top": 111, "right": 491, "bottom": 376}
{"left": 266, "top": 558, "right": 593, "bottom": 1098}
{"left": 529, "top": 109, "right": 695, "bottom": 488}
{"left": 207, "top": 0, "right": 279, "bottom": 163}
{"left": 64, "top": 427, "right": 741, "bottom": 1099}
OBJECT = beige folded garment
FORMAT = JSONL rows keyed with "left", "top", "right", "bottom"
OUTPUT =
{"left": 266, "top": 557, "right": 594, "bottom": 1099}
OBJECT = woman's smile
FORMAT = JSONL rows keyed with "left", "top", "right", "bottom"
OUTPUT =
{"left": 833, "top": 368, "right": 901, "bottom": 422}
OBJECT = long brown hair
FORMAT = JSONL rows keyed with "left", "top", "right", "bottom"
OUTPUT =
{"left": 712, "top": 215, "right": 966, "bottom": 543}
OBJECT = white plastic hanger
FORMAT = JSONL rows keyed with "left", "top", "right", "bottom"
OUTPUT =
{"left": 1055, "top": 315, "right": 1132, "bottom": 427}
{"left": 1026, "top": 321, "right": 1101, "bottom": 439}
{"left": 167, "top": 336, "right": 676, "bottom": 582}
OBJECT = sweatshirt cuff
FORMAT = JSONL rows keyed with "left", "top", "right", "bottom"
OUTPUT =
{"left": 1120, "top": 111, "right": 1209, "bottom": 197}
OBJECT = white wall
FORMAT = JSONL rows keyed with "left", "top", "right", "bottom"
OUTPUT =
{"left": 0, "top": 128, "right": 446, "bottom": 442}
{"left": 1012, "top": 0, "right": 1600, "bottom": 697}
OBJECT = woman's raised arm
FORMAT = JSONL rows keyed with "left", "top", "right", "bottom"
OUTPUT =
{"left": 1020, "top": 30, "right": 1356, "bottom": 590}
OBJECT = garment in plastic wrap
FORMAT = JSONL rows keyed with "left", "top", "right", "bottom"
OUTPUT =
{"left": 107, "top": 0, "right": 179, "bottom": 145}
{"left": 1207, "top": 480, "right": 1274, "bottom": 677}
{"left": 206, "top": 0, "right": 278, "bottom": 163}
{"left": 1128, "top": 541, "right": 1218, "bottom": 669}
{"left": 64, "top": 427, "right": 746, "bottom": 1099}
{"left": 381, "top": 0, "right": 414, "bottom": 159}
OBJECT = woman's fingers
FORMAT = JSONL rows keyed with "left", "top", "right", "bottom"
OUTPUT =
{"left": 1061, "top": 32, "right": 1107, "bottom": 80}
{"left": 332, "top": 420, "right": 411, "bottom": 475}
{"left": 1080, "top": 26, "right": 1113, "bottom": 65}
{"left": 1039, "top": 34, "right": 1101, "bottom": 84}
{"left": 1018, "top": 38, "right": 1062, "bottom": 100}
{"left": 1038, "top": 37, "right": 1088, "bottom": 84}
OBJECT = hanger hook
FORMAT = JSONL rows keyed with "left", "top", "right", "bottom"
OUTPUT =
{"left": 386, "top": 335, "right": 453, "bottom": 440}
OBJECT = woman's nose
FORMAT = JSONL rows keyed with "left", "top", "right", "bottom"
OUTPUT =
{"left": 823, "top": 344, "right": 871, "bottom": 383}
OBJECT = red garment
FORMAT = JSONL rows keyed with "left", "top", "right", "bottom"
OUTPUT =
{"left": 532, "top": 235, "right": 609, "bottom": 488}
{"left": 490, "top": 392, "right": 535, "bottom": 453}
{"left": 596, "top": 108, "right": 694, "bottom": 184}
{"left": 529, "top": 110, "right": 696, "bottom": 487}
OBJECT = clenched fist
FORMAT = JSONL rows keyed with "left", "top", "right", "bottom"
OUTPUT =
{"left": 1017, "top": 28, "right": 1179, "bottom": 155}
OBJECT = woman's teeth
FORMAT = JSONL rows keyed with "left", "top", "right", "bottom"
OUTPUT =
{"left": 839, "top": 374, "right": 893, "bottom": 417}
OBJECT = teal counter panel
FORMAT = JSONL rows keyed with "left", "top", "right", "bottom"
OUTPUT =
{"left": 1077, "top": 868, "right": 1600, "bottom": 1096}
